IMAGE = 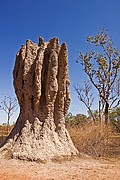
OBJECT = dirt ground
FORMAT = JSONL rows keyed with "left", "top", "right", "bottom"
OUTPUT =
{"left": 0, "top": 155, "right": 120, "bottom": 180}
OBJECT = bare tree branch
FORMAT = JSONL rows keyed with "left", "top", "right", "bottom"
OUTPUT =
{"left": 74, "top": 80, "right": 95, "bottom": 122}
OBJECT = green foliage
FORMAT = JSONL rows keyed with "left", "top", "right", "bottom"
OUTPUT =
{"left": 109, "top": 107, "right": 120, "bottom": 120}
{"left": 74, "top": 114, "right": 87, "bottom": 125}
{"left": 109, "top": 107, "right": 120, "bottom": 132}
{"left": 88, "top": 109, "right": 100, "bottom": 121}
{"left": 65, "top": 112, "right": 88, "bottom": 126}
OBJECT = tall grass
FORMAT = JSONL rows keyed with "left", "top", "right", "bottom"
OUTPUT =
{"left": 0, "top": 124, "right": 119, "bottom": 158}
{"left": 0, "top": 125, "right": 14, "bottom": 144}
{"left": 67, "top": 123, "right": 114, "bottom": 157}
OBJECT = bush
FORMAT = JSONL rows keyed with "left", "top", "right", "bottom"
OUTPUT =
{"left": 65, "top": 113, "right": 88, "bottom": 127}
{"left": 67, "top": 123, "right": 113, "bottom": 157}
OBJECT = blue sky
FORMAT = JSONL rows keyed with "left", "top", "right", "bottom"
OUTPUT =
{"left": 0, "top": 0, "right": 120, "bottom": 124}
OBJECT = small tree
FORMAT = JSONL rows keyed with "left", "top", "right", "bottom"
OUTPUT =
{"left": 78, "top": 28, "right": 120, "bottom": 124}
{"left": 0, "top": 94, "right": 18, "bottom": 133}
{"left": 74, "top": 80, "right": 95, "bottom": 122}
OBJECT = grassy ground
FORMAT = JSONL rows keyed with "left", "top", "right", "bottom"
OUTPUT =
{"left": 0, "top": 124, "right": 120, "bottom": 158}
{"left": 0, "top": 124, "right": 119, "bottom": 180}
{"left": 67, "top": 123, "right": 120, "bottom": 158}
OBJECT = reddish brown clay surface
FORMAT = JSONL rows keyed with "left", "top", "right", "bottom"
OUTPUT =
{"left": 0, "top": 156, "right": 120, "bottom": 180}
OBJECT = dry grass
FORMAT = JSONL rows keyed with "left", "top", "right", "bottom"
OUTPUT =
{"left": 0, "top": 124, "right": 119, "bottom": 158}
{"left": 0, "top": 135, "right": 7, "bottom": 144}
{"left": 0, "top": 125, "right": 13, "bottom": 135}
{"left": 67, "top": 123, "right": 115, "bottom": 157}
{"left": 0, "top": 125, "right": 14, "bottom": 144}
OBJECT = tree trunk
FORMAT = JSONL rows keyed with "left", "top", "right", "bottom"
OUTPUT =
{"left": 0, "top": 37, "right": 78, "bottom": 162}
{"left": 7, "top": 114, "right": 10, "bottom": 135}
{"left": 104, "top": 102, "right": 109, "bottom": 124}
{"left": 99, "top": 100, "right": 102, "bottom": 123}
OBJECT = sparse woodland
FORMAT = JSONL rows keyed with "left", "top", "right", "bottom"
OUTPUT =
{"left": 0, "top": 0, "right": 120, "bottom": 178}
{"left": 0, "top": 29, "right": 120, "bottom": 160}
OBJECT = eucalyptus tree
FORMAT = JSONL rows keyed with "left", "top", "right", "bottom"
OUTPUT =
{"left": 77, "top": 29, "right": 120, "bottom": 123}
